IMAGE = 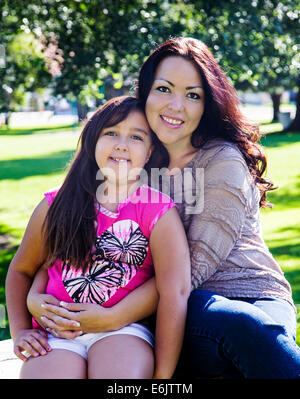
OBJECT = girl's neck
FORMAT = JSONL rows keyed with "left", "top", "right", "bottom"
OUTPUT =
{"left": 98, "top": 180, "right": 141, "bottom": 212}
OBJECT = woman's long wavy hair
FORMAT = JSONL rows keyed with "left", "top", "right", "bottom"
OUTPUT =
{"left": 42, "top": 96, "right": 148, "bottom": 271}
{"left": 137, "top": 37, "right": 276, "bottom": 207}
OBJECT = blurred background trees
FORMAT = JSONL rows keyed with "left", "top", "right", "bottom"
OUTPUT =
{"left": 1, "top": 0, "right": 299, "bottom": 129}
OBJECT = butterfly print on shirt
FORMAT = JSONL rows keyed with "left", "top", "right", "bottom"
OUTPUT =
{"left": 62, "top": 220, "right": 149, "bottom": 304}
{"left": 94, "top": 220, "right": 149, "bottom": 266}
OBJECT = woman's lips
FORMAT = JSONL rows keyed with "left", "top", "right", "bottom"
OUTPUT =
{"left": 160, "top": 115, "right": 184, "bottom": 128}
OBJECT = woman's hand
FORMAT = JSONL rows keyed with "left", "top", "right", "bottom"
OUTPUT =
{"left": 41, "top": 302, "right": 114, "bottom": 334}
{"left": 27, "top": 292, "right": 82, "bottom": 339}
{"left": 13, "top": 328, "right": 51, "bottom": 362}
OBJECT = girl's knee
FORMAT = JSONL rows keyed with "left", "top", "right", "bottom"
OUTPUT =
{"left": 87, "top": 335, "right": 154, "bottom": 379}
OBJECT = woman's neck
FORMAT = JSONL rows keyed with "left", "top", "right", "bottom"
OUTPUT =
{"left": 166, "top": 143, "right": 198, "bottom": 172}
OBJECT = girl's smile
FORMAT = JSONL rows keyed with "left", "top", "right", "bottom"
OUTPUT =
{"left": 95, "top": 110, "right": 153, "bottom": 185}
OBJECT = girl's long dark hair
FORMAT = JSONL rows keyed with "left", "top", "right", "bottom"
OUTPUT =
{"left": 42, "top": 96, "right": 147, "bottom": 271}
{"left": 138, "top": 37, "right": 275, "bottom": 208}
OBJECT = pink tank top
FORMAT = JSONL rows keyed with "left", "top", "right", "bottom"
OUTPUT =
{"left": 32, "top": 184, "right": 175, "bottom": 328}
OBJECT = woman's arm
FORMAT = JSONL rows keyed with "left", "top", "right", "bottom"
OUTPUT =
{"left": 35, "top": 276, "right": 159, "bottom": 334}
{"left": 150, "top": 207, "right": 191, "bottom": 379}
{"left": 188, "top": 147, "right": 252, "bottom": 286}
{"left": 5, "top": 198, "right": 51, "bottom": 360}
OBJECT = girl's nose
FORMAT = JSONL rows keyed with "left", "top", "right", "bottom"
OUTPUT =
{"left": 114, "top": 139, "right": 128, "bottom": 152}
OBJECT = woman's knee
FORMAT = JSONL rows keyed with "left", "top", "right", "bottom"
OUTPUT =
{"left": 186, "top": 291, "right": 288, "bottom": 346}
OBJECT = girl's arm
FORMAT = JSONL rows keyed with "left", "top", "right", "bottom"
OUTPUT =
{"left": 150, "top": 207, "right": 191, "bottom": 379}
{"left": 5, "top": 198, "right": 51, "bottom": 360}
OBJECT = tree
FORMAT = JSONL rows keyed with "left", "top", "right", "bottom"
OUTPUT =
{"left": 180, "top": 1, "right": 299, "bottom": 124}
{"left": 4, "top": 0, "right": 196, "bottom": 119}
{"left": 3, "top": 0, "right": 300, "bottom": 130}
{"left": 0, "top": 2, "right": 53, "bottom": 119}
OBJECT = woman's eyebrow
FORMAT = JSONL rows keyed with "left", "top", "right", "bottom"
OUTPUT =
{"left": 155, "top": 78, "right": 175, "bottom": 87}
{"left": 186, "top": 85, "right": 204, "bottom": 90}
{"left": 154, "top": 78, "right": 203, "bottom": 90}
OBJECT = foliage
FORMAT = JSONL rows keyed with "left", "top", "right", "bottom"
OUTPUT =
{"left": 0, "top": 1, "right": 299, "bottom": 124}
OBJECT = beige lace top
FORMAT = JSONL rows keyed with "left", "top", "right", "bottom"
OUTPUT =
{"left": 158, "top": 139, "right": 294, "bottom": 309}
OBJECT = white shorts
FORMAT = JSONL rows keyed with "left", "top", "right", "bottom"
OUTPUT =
{"left": 47, "top": 323, "right": 154, "bottom": 360}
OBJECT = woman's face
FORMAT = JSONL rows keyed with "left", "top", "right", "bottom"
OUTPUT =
{"left": 145, "top": 56, "right": 205, "bottom": 150}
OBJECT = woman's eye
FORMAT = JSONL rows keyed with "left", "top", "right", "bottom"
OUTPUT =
{"left": 187, "top": 92, "right": 201, "bottom": 100}
{"left": 156, "top": 86, "right": 170, "bottom": 93}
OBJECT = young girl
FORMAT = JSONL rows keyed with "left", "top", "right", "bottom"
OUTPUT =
{"left": 5, "top": 96, "right": 191, "bottom": 379}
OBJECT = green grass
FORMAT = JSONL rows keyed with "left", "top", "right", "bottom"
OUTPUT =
{"left": 0, "top": 124, "right": 299, "bottom": 344}
{"left": 0, "top": 126, "right": 80, "bottom": 339}
{"left": 260, "top": 132, "right": 300, "bottom": 341}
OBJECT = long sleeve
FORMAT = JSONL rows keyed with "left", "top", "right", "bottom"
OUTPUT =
{"left": 187, "top": 146, "right": 253, "bottom": 289}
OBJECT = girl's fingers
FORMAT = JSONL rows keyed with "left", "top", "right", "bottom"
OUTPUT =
{"left": 15, "top": 340, "right": 39, "bottom": 359}
{"left": 14, "top": 346, "right": 30, "bottom": 362}
{"left": 35, "top": 331, "right": 52, "bottom": 352}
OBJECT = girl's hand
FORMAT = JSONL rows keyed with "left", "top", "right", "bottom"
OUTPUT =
{"left": 27, "top": 292, "right": 82, "bottom": 339}
{"left": 41, "top": 302, "right": 114, "bottom": 334}
{"left": 13, "top": 328, "right": 51, "bottom": 362}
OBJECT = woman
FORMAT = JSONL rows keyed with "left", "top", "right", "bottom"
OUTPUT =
{"left": 27, "top": 37, "right": 300, "bottom": 378}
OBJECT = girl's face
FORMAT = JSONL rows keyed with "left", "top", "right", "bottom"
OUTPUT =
{"left": 145, "top": 56, "right": 205, "bottom": 151}
{"left": 95, "top": 110, "right": 153, "bottom": 184}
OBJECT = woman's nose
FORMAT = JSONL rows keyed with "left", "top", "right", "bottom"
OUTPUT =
{"left": 168, "top": 95, "right": 184, "bottom": 112}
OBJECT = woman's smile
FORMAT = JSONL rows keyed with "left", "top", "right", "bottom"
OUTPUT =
{"left": 160, "top": 114, "right": 184, "bottom": 128}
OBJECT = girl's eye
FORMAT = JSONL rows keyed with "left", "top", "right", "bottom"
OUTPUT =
{"left": 187, "top": 92, "right": 201, "bottom": 100}
{"left": 131, "top": 135, "right": 143, "bottom": 141}
{"left": 103, "top": 131, "right": 116, "bottom": 136}
{"left": 155, "top": 86, "right": 170, "bottom": 93}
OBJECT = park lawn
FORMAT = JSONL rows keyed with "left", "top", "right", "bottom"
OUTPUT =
{"left": 0, "top": 126, "right": 299, "bottom": 344}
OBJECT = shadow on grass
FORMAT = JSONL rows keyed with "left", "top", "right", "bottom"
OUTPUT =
{"left": 267, "top": 233, "right": 300, "bottom": 305}
{"left": 0, "top": 150, "right": 75, "bottom": 180}
{"left": 260, "top": 132, "right": 300, "bottom": 148}
{"left": 0, "top": 124, "right": 78, "bottom": 136}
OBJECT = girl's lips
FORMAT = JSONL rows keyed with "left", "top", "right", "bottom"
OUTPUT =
{"left": 160, "top": 115, "right": 184, "bottom": 128}
{"left": 109, "top": 157, "right": 130, "bottom": 164}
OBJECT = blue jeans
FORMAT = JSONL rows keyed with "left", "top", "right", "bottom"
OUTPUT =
{"left": 181, "top": 289, "right": 300, "bottom": 379}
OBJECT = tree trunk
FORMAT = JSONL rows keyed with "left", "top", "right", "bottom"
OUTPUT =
{"left": 270, "top": 93, "right": 281, "bottom": 122}
{"left": 76, "top": 100, "right": 88, "bottom": 122}
{"left": 285, "top": 82, "right": 300, "bottom": 132}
